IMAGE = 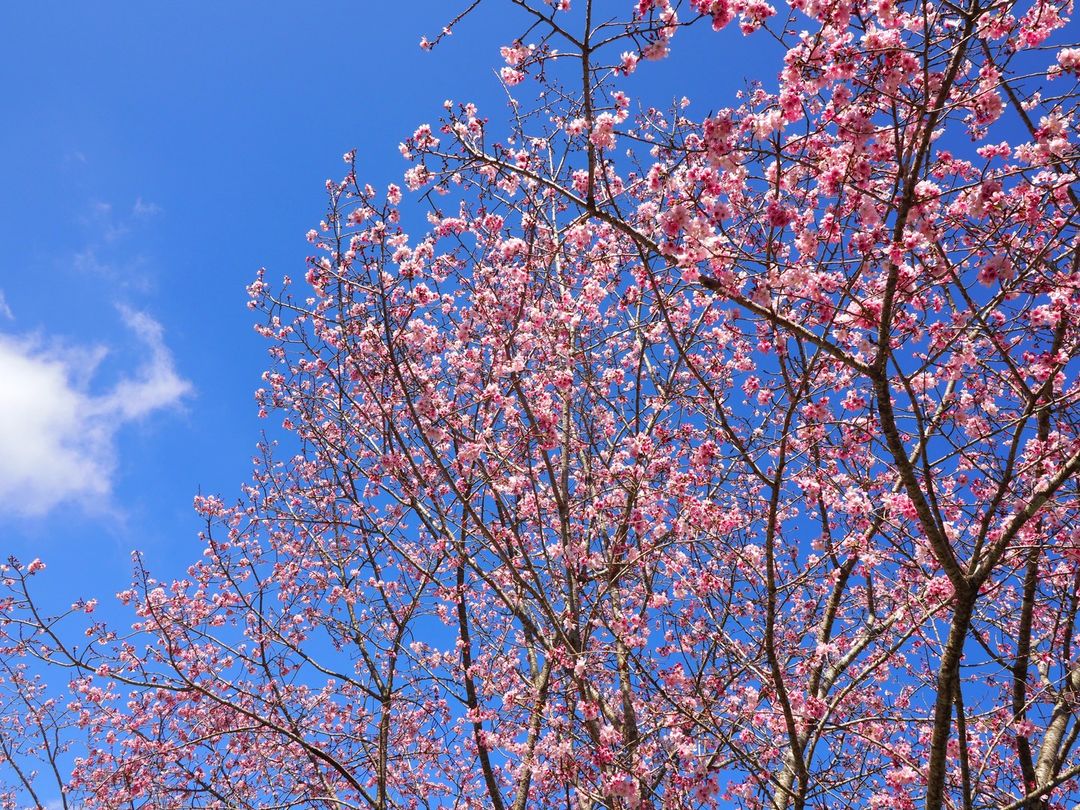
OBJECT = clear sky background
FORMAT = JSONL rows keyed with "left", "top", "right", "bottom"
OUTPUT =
{"left": 0, "top": 3, "right": 772, "bottom": 616}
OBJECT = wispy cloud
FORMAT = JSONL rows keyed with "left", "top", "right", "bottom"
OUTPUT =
{"left": 71, "top": 196, "right": 162, "bottom": 292}
{"left": 0, "top": 291, "right": 13, "bottom": 321}
{"left": 72, "top": 248, "right": 111, "bottom": 276}
{"left": 72, "top": 248, "right": 154, "bottom": 294}
{"left": 77, "top": 196, "right": 163, "bottom": 248}
{"left": 80, "top": 200, "right": 128, "bottom": 242}
{"left": 132, "top": 197, "right": 162, "bottom": 218}
{"left": 0, "top": 310, "right": 192, "bottom": 517}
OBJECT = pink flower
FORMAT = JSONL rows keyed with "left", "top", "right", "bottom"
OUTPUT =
{"left": 739, "top": 0, "right": 776, "bottom": 33}
{"left": 978, "top": 255, "right": 1014, "bottom": 285}
{"left": 500, "top": 43, "right": 529, "bottom": 66}
{"left": 590, "top": 113, "right": 618, "bottom": 148}
{"left": 693, "top": 0, "right": 734, "bottom": 30}
{"left": 500, "top": 67, "right": 525, "bottom": 86}
{"left": 643, "top": 40, "right": 670, "bottom": 60}
{"left": 766, "top": 200, "right": 794, "bottom": 228}
{"left": 841, "top": 390, "right": 867, "bottom": 410}
{"left": 1056, "top": 47, "right": 1080, "bottom": 76}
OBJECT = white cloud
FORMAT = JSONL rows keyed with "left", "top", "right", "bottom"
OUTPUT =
{"left": 72, "top": 249, "right": 154, "bottom": 295}
{"left": 0, "top": 291, "right": 12, "bottom": 321}
{"left": 72, "top": 248, "right": 110, "bottom": 276}
{"left": 132, "top": 197, "right": 162, "bottom": 218}
{"left": 0, "top": 310, "right": 192, "bottom": 517}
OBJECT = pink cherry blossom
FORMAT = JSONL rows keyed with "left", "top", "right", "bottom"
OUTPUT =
{"left": 2, "top": 2, "right": 1080, "bottom": 810}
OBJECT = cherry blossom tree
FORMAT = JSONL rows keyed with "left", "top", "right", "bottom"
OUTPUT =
{"left": 3, "top": 0, "right": 1080, "bottom": 808}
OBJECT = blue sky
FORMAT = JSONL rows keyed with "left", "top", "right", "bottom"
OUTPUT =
{"left": 0, "top": 3, "right": 771, "bottom": 616}
{"left": 0, "top": 1, "right": 537, "bottom": 603}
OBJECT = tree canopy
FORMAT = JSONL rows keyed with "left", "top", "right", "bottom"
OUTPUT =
{"left": 2, "top": 1, "right": 1080, "bottom": 808}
